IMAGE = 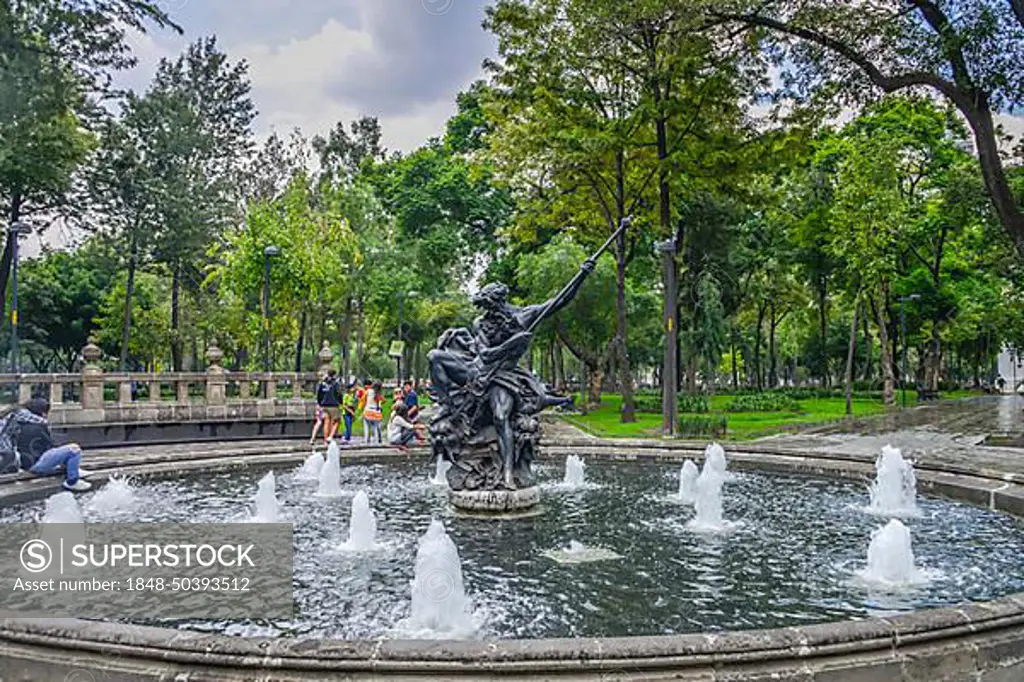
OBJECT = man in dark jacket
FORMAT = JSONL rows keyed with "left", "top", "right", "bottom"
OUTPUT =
{"left": 0, "top": 398, "right": 91, "bottom": 491}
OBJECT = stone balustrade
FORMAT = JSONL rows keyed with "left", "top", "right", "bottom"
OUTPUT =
{"left": 0, "top": 340, "right": 338, "bottom": 426}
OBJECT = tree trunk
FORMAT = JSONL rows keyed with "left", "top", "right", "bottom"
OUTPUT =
{"left": 0, "top": 192, "right": 23, "bottom": 325}
{"left": 818, "top": 274, "right": 829, "bottom": 386}
{"left": 553, "top": 338, "right": 565, "bottom": 392}
{"left": 119, "top": 228, "right": 139, "bottom": 370}
{"left": 871, "top": 292, "right": 896, "bottom": 406}
{"left": 768, "top": 301, "right": 778, "bottom": 388}
{"left": 170, "top": 263, "right": 183, "bottom": 371}
{"left": 966, "top": 101, "right": 1024, "bottom": 258}
{"left": 845, "top": 300, "right": 860, "bottom": 416}
{"left": 341, "top": 297, "right": 353, "bottom": 380}
{"left": 294, "top": 307, "right": 306, "bottom": 373}
{"left": 730, "top": 330, "right": 738, "bottom": 390}
{"left": 356, "top": 297, "right": 365, "bottom": 373}
{"left": 754, "top": 301, "right": 766, "bottom": 391}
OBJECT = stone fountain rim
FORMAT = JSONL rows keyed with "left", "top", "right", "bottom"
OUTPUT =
{"left": 2, "top": 440, "right": 1024, "bottom": 674}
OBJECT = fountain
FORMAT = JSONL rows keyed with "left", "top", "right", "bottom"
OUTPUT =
{"left": 703, "top": 442, "right": 735, "bottom": 481}
{"left": 316, "top": 441, "right": 344, "bottom": 498}
{"left": 85, "top": 476, "right": 138, "bottom": 516}
{"left": 563, "top": 455, "right": 586, "bottom": 488}
{"left": 250, "top": 472, "right": 281, "bottom": 522}
{"left": 675, "top": 460, "right": 699, "bottom": 503}
{"left": 867, "top": 445, "right": 918, "bottom": 516}
{"left": 857, "top": 519, "right": 930, "bottom": 586}
{"left": 338, "top": 491, "right": 378, "bottom": 551}
{"left": 403, "top": 520, "right": 475, "bottom": 637}
{"left": 296, "top": 452, "right": 324, "bottom": 480}
{"left": 430, "top": 457, "right": 451, "bottom": 486}
{"left": 687, "top": 467, "right": 732, "bottom": 533}
{"left": 542, "top": 539, "right": 623, "bottom": 564}
{"left": 42, "top": 492, "right": 83, "bottom": 524}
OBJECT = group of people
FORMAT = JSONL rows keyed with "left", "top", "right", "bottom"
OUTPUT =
{"left": 312, "top": 372, "right": 426, "bottom": 452}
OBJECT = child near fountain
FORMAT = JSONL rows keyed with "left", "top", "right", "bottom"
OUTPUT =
{"left": 0, "top": 398, "right": 92, "bottom": 491}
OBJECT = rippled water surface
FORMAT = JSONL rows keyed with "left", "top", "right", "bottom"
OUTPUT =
{"left": 3, "top": 457, "right": 1024, "bottom": 639}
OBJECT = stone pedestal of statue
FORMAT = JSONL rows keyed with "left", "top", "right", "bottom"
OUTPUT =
{"left": 445, "top": 426, "right": 540, "bottom": 513}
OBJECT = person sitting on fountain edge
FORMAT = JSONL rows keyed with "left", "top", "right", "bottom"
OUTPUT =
{"left": 0, "top": 398, "right": 92, "bottom": 491}
{"left": 388, "top": 403, "right": 425, "bottom": 453}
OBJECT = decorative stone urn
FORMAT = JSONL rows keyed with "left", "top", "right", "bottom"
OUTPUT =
{"left": 205, "top": 344, "right": 227, "bottom": 407}
{"left": 80, "top": 339, "right": 104, "bottom": 412}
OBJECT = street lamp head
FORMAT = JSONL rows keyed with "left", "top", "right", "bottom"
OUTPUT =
{"left": 407, "top": 290, "right": 419, "bottom": 298}
{"left": 264, "top": 245, "right": 281, "bottom": 257}
{"left": 908, "top": 294, "right": 921, "bottom": 300}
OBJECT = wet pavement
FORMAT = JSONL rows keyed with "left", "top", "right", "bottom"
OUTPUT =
{"left": 761, "top": 395, "right": 1024, "bottom": 476}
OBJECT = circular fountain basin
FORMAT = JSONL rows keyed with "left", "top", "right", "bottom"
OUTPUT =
{"left": 2, "top": 441, "right": 1024, "bottom": 679}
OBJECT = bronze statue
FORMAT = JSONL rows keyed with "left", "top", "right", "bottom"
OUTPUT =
{"left": 429, "top": 217, "right": 630, "bottom": 495}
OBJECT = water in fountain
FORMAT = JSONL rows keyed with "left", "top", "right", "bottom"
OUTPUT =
{"left": 402, "top": 519, "right": 475, "bottom": 638}
{"left": 250, "top": 472, "right": 281, "bottom": 522}
{"left": 316, "top": 441, "right": 344, "bottom": 497}
{"left": 674, "top": 460, "right": 699, "bottom": 504}
{"left": 295, "top": 452, "right": 324, "bottom": 480}
{"left": 85, "top": 476, "right": 138, "bottom": 517}
{"left": 542, "top": 539, "right": 623, "bottom": 564}
{"left": 430, "top": 456, "right": 451, "bottom": 486}
{"left": 867, "top": 445, "right": 919, "bottom": 517}
{"left": 42, "top": 491, "right": 83, "bottom": 523}
{"left": 687, "top": 467, "right": 734, "bottom": 533}
{"left": 703, "top": 442, "right": 735, "bottom": 481}
{"left": 856, "top": 519, "right": 931, "bottom": 587}
{"left": 563, "top": 455, "right": 586, "bottom": 487}
{"left": 338, "top": 491, "right": 378, "bottom": 551}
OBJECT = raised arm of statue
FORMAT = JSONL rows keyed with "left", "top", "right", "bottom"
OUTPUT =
{"left": 520, "top": 258, "right": 596, "bottom": 331}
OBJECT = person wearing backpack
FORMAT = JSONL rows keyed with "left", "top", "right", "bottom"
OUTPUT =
{"left": 0, "top": 398, "right": 92, "bottom": 491}
{"left": 315, "top": 369, "right": 343, "bottom": 446}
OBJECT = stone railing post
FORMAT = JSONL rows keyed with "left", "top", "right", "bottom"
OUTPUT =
{"left": 205, "top": 345, "right": 226, "bottom": 407}
{"left": 263, "top": 375, "right": 276, "bottom": 401}
{"left": 49, "top": 380, "right": 63, "bottom": 406}
{"left": 18, "top": 381, "right": 32, "bottom": 404}
{"left": 318, "top": 341, "right": 333, "bottom": 375}
{"left": 80, "top": 340, "right": 104, "bottom": 412}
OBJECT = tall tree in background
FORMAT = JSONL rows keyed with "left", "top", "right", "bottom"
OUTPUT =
{"left": 143, "top": 37, "right": 255, "bottom": 369}
{"left": 711, "top": 0, "right": 1024, "bottom": 258}
{"left": 0, "top": 0, "right": 179, "bottom": 320}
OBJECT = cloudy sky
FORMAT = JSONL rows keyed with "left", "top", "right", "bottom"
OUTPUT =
{"left": 121, "top": 0, "right": 497, "bottom": 153}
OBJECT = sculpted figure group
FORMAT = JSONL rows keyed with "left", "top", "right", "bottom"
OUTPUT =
{"left": 427, "top": 262, "right": 594, "bottom": 491}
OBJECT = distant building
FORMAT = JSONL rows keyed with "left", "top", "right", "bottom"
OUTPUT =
{"left": 997, "top": 347, "right": 1024, "bottom": 393}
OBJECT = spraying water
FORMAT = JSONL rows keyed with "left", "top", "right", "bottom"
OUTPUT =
{"left": 676, "top": 460, "right": 699, "bottom": 503}
{"left": 317, "top": 441, "right": 343, "bottom": 497}
{"left": 251, "top": 472, "right": 281, "bottom": 522}
{"left": 687, "top": 467, "right": 732, "bottom": 533}
{"left": 703, "top": 442, "right": 734, "bottom": 481}
{"left": 403, "top": 520, "right": 475, "bottom": 637}
{"left": 857, "top": 519, "right": 930, "bottom": 586}
{"left": 296, "top": 452, "right": 324, "bottom": 480}
{"left": 85, "top": 476, "right": 138, "bottom": 516}
{"left": 542, "top": 539, "right": 623, "bottom": 564}
{"left": 563, "top": 455, "right": 586, "bottom": 487}
{"left": 868, "top": 445, "right": 918, "bottom": 516}
{"left": 340, "top": 491, "right": 378, "bottom": 551}
{"left": 431, "top": 457, "right": 451, "bottom": 486}
{"left": 42, "top": 492, "right": 83, "bottom": 524}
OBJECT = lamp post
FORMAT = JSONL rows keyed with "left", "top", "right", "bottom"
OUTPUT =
{"left": 262, "top": 245, "right": 281, "bottom": 387}
{"left": 655, "top": 237, "right": 678, "bottom": 436}
{"left": 397, "top": 290, "right": 418, "bottom": 382}
{"left": 7, "top": 221, "right": 32, "bottom": 374}
{"left": 899, "top": 293, "right": 921, "bottom": 409}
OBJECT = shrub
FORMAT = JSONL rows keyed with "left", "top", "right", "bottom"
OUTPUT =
{"left": 726, "top": 393, "right": 801, "bottom": 413}
{"left": 678, "top": 394, "right": 710, "bottom": 413}
{"left": 679, "top": 414, "right": 727, "bottom": 437}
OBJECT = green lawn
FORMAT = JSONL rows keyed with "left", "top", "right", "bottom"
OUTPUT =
{"left": 559, "top": 390, "right": 982, "bottom": 441}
